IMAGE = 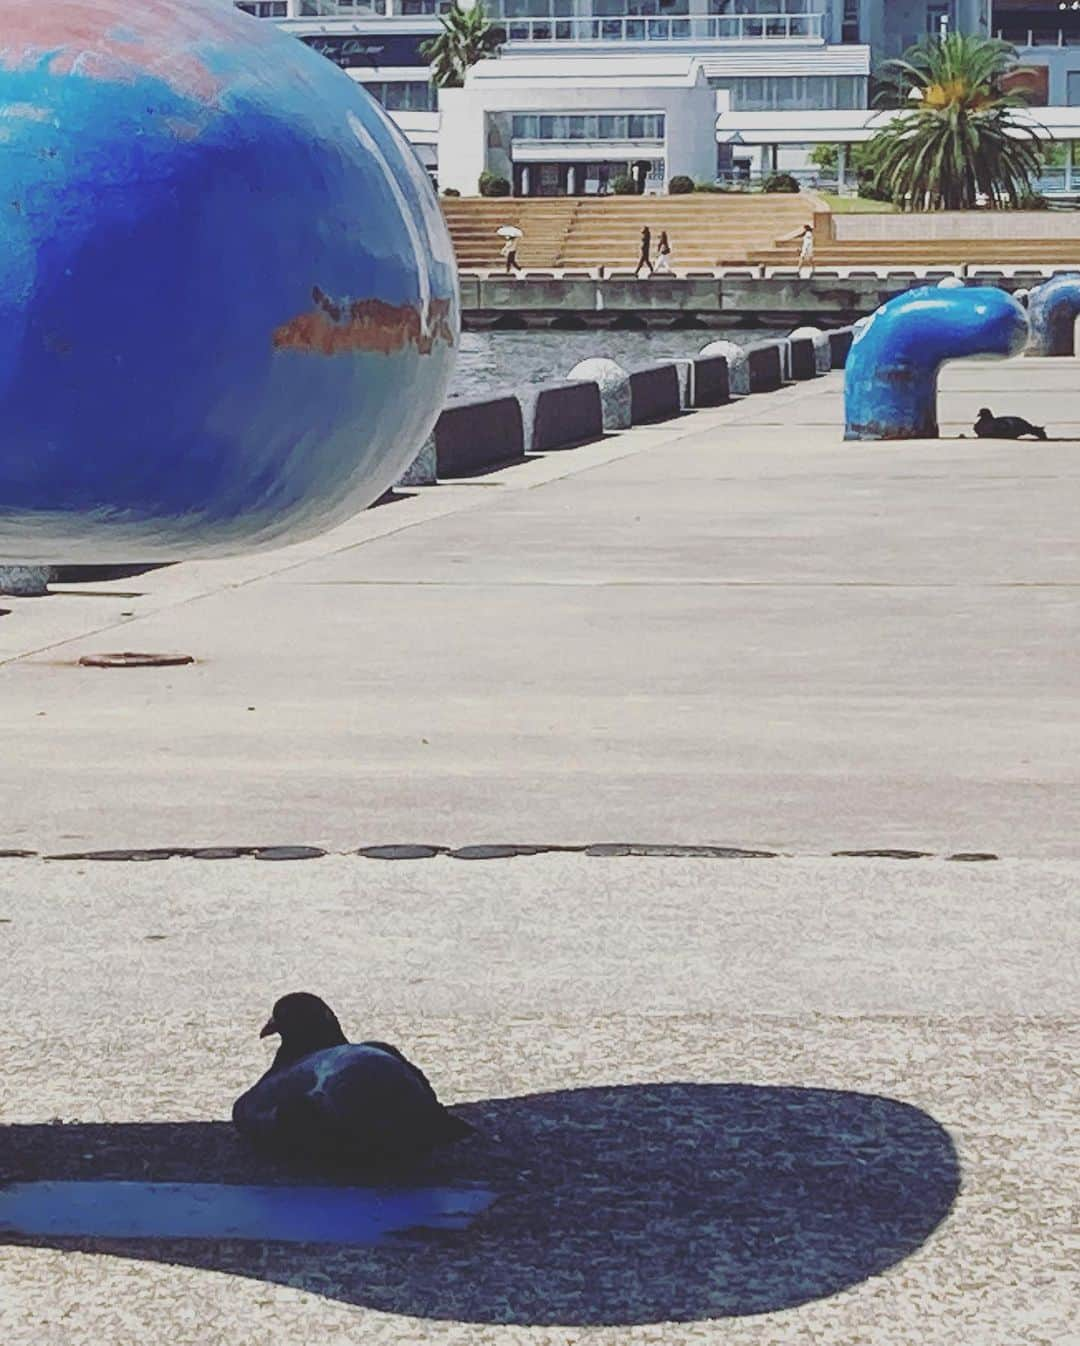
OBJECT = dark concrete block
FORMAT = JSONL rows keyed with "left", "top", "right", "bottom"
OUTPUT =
{"left": 629, "top": 362, "right": 682, "bottom": 424}
{"left": 787, "top": 337, "right": 817, "bottom": 381}
{"left": 828, "top": 327, "right": 855, "bottom": 369}
{"left": 745, "top": 342, "right": 784, "bottom": 393}
{"left": 692, "top": 354, "right": 730, "bottom": 407}
{"left": 434, "top": 395, "right": 525, "bottom": 478}
{"left": 531, "top": 379, "right": 604, "bottom": 451}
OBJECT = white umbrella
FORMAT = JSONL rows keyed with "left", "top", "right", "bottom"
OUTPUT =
{"left": 496, "top": 225, "right": 523, "bottom": 239}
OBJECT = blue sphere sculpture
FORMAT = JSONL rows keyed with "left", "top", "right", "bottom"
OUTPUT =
{"left": 844, "top": 286, "right": 1028, "bottom": 441}
{"left": 0, "top": 0, "right": 458, "bottom": 562}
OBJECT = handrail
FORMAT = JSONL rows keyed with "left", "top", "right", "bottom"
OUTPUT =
{"left": 499, "top": 13, "right": 823, "bottom": 42}
{"left": 995, "top": 26, "right": 1080, "bottom": 47}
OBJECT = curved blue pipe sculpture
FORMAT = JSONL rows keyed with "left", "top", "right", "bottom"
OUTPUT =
{"left": 0, "top": 0, "right": 457, "bottom": 562}
{"left": 1028, "top": 273, "right": 1080, "bottom": 357}
{"left": 844, "top": 287, "right": 1028, "bottom": 441}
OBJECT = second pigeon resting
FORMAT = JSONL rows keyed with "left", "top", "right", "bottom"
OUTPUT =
{"left": 973, "top": 408, "right": 1047, "bottom": 440}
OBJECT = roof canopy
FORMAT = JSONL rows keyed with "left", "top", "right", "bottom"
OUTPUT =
{"left": 715, "top": 106, "right": 1080, "bottom": 145}
{"left": 465, "top": 53, "right": 706, "bottom": 88}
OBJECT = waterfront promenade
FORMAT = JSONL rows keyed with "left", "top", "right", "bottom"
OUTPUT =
{"left": 1, "top": 358, "right": 1076, "bottom": 1344}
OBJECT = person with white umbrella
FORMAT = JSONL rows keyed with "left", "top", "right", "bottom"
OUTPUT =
{"left": 497, "top": 224, "right": 523, "bottom": 274}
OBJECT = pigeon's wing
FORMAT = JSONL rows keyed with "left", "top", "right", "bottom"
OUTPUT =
{"left": 355, "top": 1044, "right": 474, "bottom": 1143}
{"left": 234, "top": 1045, "right": 472, "bottom": 1162}
{"left": 358, "top": 1040, "right": 439, "bottom": 1098}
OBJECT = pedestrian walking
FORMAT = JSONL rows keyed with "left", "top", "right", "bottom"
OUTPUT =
{"left": 798, "top": 223, "right": 814, "bottom": 276}
{"left": 497, "top": 224, "right": 524, "bottom": 274}
{"left": 501, "top": 234, "right": 522, "bottom": 273}
{"left": 634, "top": 224, "right": 654, "bottom": 278}
{"left": 654, "top": 229, "right": 672, "bottom": 274}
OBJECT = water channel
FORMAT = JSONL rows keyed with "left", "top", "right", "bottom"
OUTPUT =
{"left": 447, "top": 327, "right": 764, "bottom": 400}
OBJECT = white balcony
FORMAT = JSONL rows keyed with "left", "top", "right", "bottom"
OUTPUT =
{"left": 248, "top": 0, "right": 826, "bottom": 33}
{"left": 995, "top": 26, "right": 1080, "bottom": 47}
{"left": 497, "top": 13, "right": 822, "bottom": 42}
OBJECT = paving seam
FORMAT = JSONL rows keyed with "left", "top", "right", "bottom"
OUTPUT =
{"left": 0, "top": 846, "right": 999, "bottom": 862}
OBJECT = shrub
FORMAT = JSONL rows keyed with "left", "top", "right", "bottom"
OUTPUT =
{"left": 762, "top": 171, "right": 800, "bottom": 194}
{"left": 693, "top": 180, "right": 724, "bottom": 193}
{"left": 442, "top": 187, "right": 461, "bottom": 197}
{"left": 857, "top": 178, "right": 894, "bottom": 203}
{"left": 668, "top": 174, "right": 694, "bottom": 194}
{"left": 1017, "top": 189, "right": 1050, "bottom": 210}
{"left": 478, "top": 171, "right": 511, "bottom": 197}
{"left": 810, "top": 143, "right": 838, "bottom": 172}
{"left": 611, "top": 174, "right": 637, "bottom": 195}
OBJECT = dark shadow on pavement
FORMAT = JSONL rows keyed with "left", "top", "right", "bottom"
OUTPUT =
{"left": 0, "top": 1082, "right": 959, "bottom": 1326}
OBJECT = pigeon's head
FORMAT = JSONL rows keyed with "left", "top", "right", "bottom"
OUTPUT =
{"left": 259, "top": 992, "right": 347, "bottom": 1068}
{"left": 977, "top": 408, "right": 992, "bottom": 420}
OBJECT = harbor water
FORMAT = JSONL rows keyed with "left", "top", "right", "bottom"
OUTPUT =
{"left": 448, "top": 328, "right": 760, "bottom": 400}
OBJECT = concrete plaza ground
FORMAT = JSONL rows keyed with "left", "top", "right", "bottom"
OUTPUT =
{"left": 1, "top": 358, "right": 1077, "bottom": 1344}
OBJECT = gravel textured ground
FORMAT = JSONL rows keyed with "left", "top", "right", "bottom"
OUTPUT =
{"left": 1, "top": 856, "right": 1076, "bottom": 1345}
{"left": 1, "top": 363, "right": 1077, "bottom": 1343}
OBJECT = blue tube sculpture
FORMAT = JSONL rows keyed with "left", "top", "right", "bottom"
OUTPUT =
{"left": 0, "top": 0, "right": 458, "bottom": 563}
{"left": 1027, "top": 273, "right": 1080, "bottom": 357}
{"left": 844, "top": 287, "right": 1028, "bottom": 441}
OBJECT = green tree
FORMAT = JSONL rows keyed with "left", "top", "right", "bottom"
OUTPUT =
{"left": 421, "top": 2, "right": 501, "bottom": 90}
{"left": 865, "top": 33, "right": 1043, "bottom": 210}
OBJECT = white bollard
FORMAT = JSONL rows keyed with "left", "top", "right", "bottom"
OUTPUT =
{"left": 568, "top": 358, "right": 631, "bottom": 430}
{"left": 789, "top": 325, "right": 832, "bottom": 375}
{"left": 0, "top": 566, "right": 52, "bottom": 597}
{"left": 699, "top": 340, "right": 749, "bottom": 396}
{"left": 937, "top": 276, "right": 965, "bottom": 289}
{"left": 397, "top": 433, "right": 437, "bottom": 487}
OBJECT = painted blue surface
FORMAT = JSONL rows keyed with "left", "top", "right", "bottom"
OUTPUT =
{"left": 1027, "top": 273, "right": 1080, "bottom": 357}
{"left": 0, "top": 0, "right": 457, "bottom": 562}
{"left": 0, "top": 1181, "right": 496, "bottom": 1244}
{"left": 844, "top": 287, "right": 1029, "bottom": 441}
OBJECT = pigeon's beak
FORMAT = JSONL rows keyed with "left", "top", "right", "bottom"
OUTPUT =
{"left": 259, "top": 1016, "right": 278, "bottom": 1039}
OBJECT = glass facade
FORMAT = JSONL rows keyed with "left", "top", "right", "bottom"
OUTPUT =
{"left": 298, "top": 0, "right": 385, "bottom": 13}
{"left": 235, "top": 1, "right": 288, "bottom": 15}
{"left": 711, "top": 74, "right": 865, "bottom": 109}
{"left": 300, "top": 33, "right": 433, "bottom": 65}
{"left": 364, "top": 80, "right": 439, "bottom": 110}
{"left": 511, "top": 112, "right": 666, "bottom": 139}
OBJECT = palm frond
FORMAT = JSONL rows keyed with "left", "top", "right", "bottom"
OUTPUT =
{"left": 865, "top": 33, "right": 1045, "bottom": 209}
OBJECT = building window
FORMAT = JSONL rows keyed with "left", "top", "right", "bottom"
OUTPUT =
{"left": 301, "top": 32, "right": 431, "bottom": 66}
{"left": 511, "top": 112, "right": 665, "bottom": 140}
{"left": 710, "top": 74, "right": 864, "bottom": 110}
{"left": 493, "top": 0, "right": 574, "bottom": 16}
{"left": 362, "top": 81, "right": 439, "bottom": 111}
{"left": 298, "top": 0, "right": 388, "bottom": 14}
{"left": 841, "top": 0, "right": 859, "bottom": 43}
{"left": 926, "top": 2, "right": 952, "bottom": 37}
{"left": 235, "top": 1, "right": 288, "bottom": 16}
{"left": 594, "top": 0, "right": 688, "bottom": 15}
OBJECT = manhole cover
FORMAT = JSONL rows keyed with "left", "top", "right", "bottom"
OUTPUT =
{"left": 78, "top": 652, "right": 194, "bottom": 669}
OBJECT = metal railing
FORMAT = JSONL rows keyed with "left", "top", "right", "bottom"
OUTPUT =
{"left": 995, "top": 26, "right": 1080, "bottom": 47}
{"left": 500, "top": 12, "right": 822, "bottom": 41}
{"left": 489, "top": 0, "right": 815, "bottom": 12}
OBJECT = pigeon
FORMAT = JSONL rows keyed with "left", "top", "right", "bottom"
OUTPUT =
{"left": 973, "top": 408, "right": 1047, "bottom": 440}
{"left": 232, "top": 992, "right": 473, "bottom": 1168}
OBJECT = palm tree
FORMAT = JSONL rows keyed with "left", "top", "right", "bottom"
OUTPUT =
{"left": 866, "top": 33, "right": 1044, "bottom": 210}
{"left": 421, "top": 2, "right": 501, "bottom": 90}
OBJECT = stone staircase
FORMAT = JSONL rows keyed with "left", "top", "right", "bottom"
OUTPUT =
{"left": 752, "top": 229, "right": 1080, "bottom": 272}
{"left": 441, "top": 194, "right": 817, "bottom": 272}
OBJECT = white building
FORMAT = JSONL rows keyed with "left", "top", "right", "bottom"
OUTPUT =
{"left": 437, "top": 55, "right": 720, "bottom": 194}
{"left": 233, "top": 1, "right": 1080, "bottom": 192}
